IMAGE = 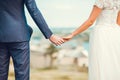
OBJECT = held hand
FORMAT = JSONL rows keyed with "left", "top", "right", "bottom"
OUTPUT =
{"left": 63, "top": 34, "right": 74, "bottom": 42}
{"left": 49, "top": 34, "right": 65, "bottom": 46}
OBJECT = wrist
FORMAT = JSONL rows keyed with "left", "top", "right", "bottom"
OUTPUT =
{"left": 49, "top": 34, "right": 54, "bottom": 39}
{"left": 71, "top": 33, "right": 75, "bottom": 38}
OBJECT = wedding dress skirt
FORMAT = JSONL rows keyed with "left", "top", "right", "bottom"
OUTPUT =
{"left": 88, "top": 23, "right": 120, "bottom": 80}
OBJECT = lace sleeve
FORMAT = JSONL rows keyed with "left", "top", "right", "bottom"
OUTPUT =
{"left": 94, "top": 0, "right": 104, "bottom": 9}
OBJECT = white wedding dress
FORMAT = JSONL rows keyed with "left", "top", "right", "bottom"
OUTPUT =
{"left": 89, "top": 0, "right": 120, "bottom": 80}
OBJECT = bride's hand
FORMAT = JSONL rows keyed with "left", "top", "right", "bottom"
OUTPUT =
{"left": 63, "top": 34, "right": 74, "bottom": 42}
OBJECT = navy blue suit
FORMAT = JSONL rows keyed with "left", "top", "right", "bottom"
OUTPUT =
{"left": 0, "top": 0, "right": 53, "bottom": 80}
{"left": 0, "top": 0, "right": 53, "bottom": 42}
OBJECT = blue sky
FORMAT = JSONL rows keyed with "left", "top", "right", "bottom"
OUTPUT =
{"left": 25, "top": 0, "right": 95, "bottom": 28}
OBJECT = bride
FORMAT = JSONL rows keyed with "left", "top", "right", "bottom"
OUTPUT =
{"left": 63, "top": 0, "right": 120, "bottom": 80}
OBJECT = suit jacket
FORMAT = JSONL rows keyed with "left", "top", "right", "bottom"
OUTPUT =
{"left": 0, "top": 0, "right": 53, "bottom": 42}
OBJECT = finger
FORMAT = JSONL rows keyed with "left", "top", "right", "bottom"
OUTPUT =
{"left": 64, "top": 40, "right": 69, "bottom": 42}
{"left": 58, "top": 40, "right": 64, "bottom": 44}
{"left": 57, "top": 40, "right": 64, "bottom": 46}
{"left": 63, "top": 39, "right": 70, "bottom": 42}
{"left": 63, "top": 38, "right": 70, "bottom": 41}
{"left": 56, "top": 42, "right": 62, "bottom": 46}
{"left": 53, "top": 40, "right": 61, "bottom": 46}
{"left": 54, "top": 42, "right": 58, "bottom": 46}
{"left": 52, "top": 41, "right": 58, "bottom": 46}
{"left": 60, "top": 38, "right": 65, "bottom": 43}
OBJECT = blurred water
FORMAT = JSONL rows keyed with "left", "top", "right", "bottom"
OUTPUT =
{"left": 83, "top": 42, "right": 89, "bottom": 51}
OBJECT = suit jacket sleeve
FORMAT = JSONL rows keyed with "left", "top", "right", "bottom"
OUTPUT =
{"left": 25, "top": 0, "right": 53, "bottom": 39}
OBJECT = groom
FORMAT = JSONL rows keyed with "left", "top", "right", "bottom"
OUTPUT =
{"left": 0, "top": 0, "right": 64, "bottom": 80}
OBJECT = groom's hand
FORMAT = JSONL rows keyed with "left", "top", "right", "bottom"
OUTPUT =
{"left": 49, "top": 34, "right": 65, "bottom": 46}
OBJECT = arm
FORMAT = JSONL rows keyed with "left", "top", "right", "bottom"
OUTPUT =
{"left": 25, "top": 0, "right": 64, "bottom": 45}
{"left": 64, "top": 6, "right": 102, "bottom": 40}
{"left": 117, "top": 11, "right": 120, "bottom": 26}
{"left": 25, "top": 0, "right": 52, "bottom": 39}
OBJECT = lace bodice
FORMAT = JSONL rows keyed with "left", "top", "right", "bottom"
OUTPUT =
{"left": 94, "top": 0, "right": 120, "bottom": 27}
{"left": 95, "top": 0, "right": 120, "bottom": 10}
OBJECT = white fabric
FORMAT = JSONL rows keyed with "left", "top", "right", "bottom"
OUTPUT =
{"left": 89, "top": 0, "right": 120, "bottom": 80}
{"left": 94, "top": 0, "right": 120, "bottom": 10}
{"left": 94, "top": 0, "right": 104, "bottom": 9}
